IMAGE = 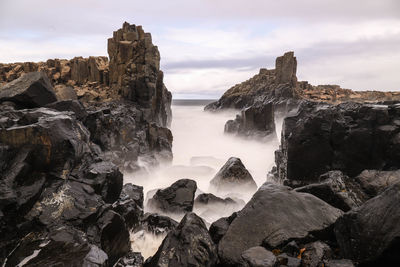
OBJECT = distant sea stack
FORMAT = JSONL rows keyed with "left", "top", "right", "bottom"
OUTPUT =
{"left": 207, "top": 51, "right": 400, "bottom": 139}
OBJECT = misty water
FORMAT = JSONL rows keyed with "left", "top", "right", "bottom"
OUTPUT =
{"left": 125, "top": 100, "right": 282, "bottom": 259}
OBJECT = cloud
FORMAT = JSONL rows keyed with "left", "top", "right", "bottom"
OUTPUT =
{"left": 0, "top": 0, "right": 399, "bottom": 97}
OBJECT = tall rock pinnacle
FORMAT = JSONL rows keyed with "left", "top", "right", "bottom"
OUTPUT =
{"left": 275, "top": 51, "right": 297, "bottom": 87}
{"left": 108, "top": 22, "right": 171, "bottom": 127}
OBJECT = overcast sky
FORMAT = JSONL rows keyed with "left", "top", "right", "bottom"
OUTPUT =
{"left": 1, "top": 0, "right": 399, "bottom": 98}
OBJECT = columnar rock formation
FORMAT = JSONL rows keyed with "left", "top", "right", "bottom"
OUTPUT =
{"left": 0, "top": 22, "right": 171, "bottom": 128}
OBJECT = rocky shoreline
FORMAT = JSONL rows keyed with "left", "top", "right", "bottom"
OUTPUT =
{"left": 1, "top": 23, "right": 400, "bottom": 267}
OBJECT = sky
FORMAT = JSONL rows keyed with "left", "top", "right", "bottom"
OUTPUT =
{"left": 0, "top": 0, "right": 399, "bottom": 99}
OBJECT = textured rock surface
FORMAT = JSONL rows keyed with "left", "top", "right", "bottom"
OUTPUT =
{"left": 225, "top": 102, "right": 276, "bottom": 139}
{"left": 210, "top": 157, "right": 257, "bottom": 193}
{"left": 275, "top": 102, "right": 400, "bottom": 184}
{"left": 148, "top": 179, "right": 197, "bottom": 214}
{"left": 294, "top": 171, "right": 367, "bottom": 211}
{"left": 218, "top": 183, "right": 342, "bottom": 266}
{"left": 241, "top": 246, "right": 278, "bottom": 267}
{"left": 144, "top": 212, "right": 218, "bottom": 267}
{"left": 334, "top": 182, "right": 400, "bottom": 265}
{"left": 0, "top": 71, "right": 57, "bottom": 108}
{"left": 108, "top": 22, "right": 171, "bottom": 127}
{"left": 355, "top": 169, "right": 400, "bottom": 198}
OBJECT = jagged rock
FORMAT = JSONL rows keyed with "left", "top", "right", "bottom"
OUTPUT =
{"left": 275, "top": 102, "right": 400, "bottom": 184}
{"left": 355, "top": 169, "right": 400, "bottom": 198}
{"left": 294, "top": 171, "right": 367, "bottom": 211}
{"left": 108, "top": 22, "right": 171, "bottom": 127}
{"left": 70, "top": 56, "right": 89, "bottom": 84}
{"left": 209, "top": 212, "right": 237, "bottom": 244}
{"left": 115, "top": 251, "right": 144, "bottom": 267}
{"left": 144, "top": 212, "right": 218, "bottom": 267}
{"left": 0, "top": 107, "right": 91, "bottom": 172}
{"left": 147, "top": 179, "right": 197, "bottom": 214}
{"left": 241, "top": 246, "right": 278, "bottom": 267}
{"left": 88, "top": 56, "right": 109, "bottom": 84}
{"left": 139, "top": 213, "right": 178, "bottom": 235}
{"left": 121, "top": 183, "right": 144, "bottom": 208}
{"left": 210, "top": 157, "right": 257, "bottom": 193}
{"left": 53, "top": 84, "right": 77, "bottom": 100}
{"left": 88, "top": 210, "right": 131, "bottom": 265}
{"left": 0, "top": 72, "right": 57, "bottom": 108}
{"left": 300, "top": 241, "right": 332, "bottom": 267}
{"left": 334, "top": 182, "right": 400, "bottom": 265}
{"left": 45, "top": 99, "right": 88, "bottom": 120}
{"left": 3, "top": 226, "right": 108, "bottom": 267}
{"left": 225, "top": 102, "right": 276, "bottom": 139}
{"left": 85, "top": 161, "right": 123, "bottom": 203}
{"left": 218, "top": 183, "right": 342, "bottom": 266}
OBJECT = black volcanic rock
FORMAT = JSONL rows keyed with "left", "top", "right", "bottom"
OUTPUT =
{"left": 225, "top": 102, "right": 276, "bottom": 139}
{"left": 112, "top": 183, "right": 144, "bottom": 230}
{"left": 217, "top": 183, "right": 342, "bottom": 266}
{"left": 144, "top": 212, "right": 218, "bottom": 267}
{"left": 210, "top": 157, "right": 257, "bottom": 193}
{"left": 115, "top": 251, "right": 144, "bottom": 267}
{"left": 294, "top": 171, "right": 367, "bottom": 211}
{"left": 275, "top": 102, "right": 400, "bottom": 184}
{"left": 0, "top": 71, "right": 57, "bottom": 108}
{"left": 148, "top": 179, "right": 197, "bottom": 214}
{"left": 334, "top": 182, "right": 400, "bottom": 265}
{"left": 355, "top": 169, "right": 400, "bottom": 198}
{"left": 3, "top": 226, "right": 108, "bottom": 267}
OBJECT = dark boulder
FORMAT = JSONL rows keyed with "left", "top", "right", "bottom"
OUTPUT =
{"left": 355, "top": 169, "right": 400, "bottom": 198}
{"left": 275, "top": 102, "right": 400, "bottom": 184}
{"left": 0, "top": 107, "right": 91, "bottom": 172}
{"left": 144, "top": 212, "right": 218, "bottom": 267}
{"left": 0, "top": 72, "right": 57, "bottom": 108}
{"left": 334, "top": 182, "right": 400, "bottom": 265}
{"left": 241, "top": 246, "right": 278, "bottom": 267}
{"left": 147, "top": 179, "right": 197, "bottom": 214}
{"left": 276, "top": 253, "right": 301, "bottom": 267}
{"left": 294, "top": 171, "right": 367, "bottom": 211}
{"left": 4, "top": 226, "right": 108, "bottom": 267}
{"left": 86, "top": 161, "right": 123, "bottom": 203}
{"left": 210, "top": 157, "right": 257, "bottom": 193}
{"left": 218, "top": 183, "right": 342, "bottom": 266}
{"left": 112, "top": 183, "right": 144, "bottom": 229}
{"left": 225, "top": 102, "right": 276, "bottom": 139}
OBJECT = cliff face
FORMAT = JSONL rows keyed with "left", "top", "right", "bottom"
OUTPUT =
{"left": 0, "top": 22, "right": 171, "bottom": 128}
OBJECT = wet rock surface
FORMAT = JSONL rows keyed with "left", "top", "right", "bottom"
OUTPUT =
{"left": 147, "top": 179, "right": 197, "bottom": 214}
{"left": 210, "top": 157, "right": 257, "bottom": 193}
{"left": 144, "top": 212, "right": 218, "bottom": 267}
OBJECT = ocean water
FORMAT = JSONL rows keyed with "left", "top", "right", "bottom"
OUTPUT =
{"left": 124, "top": 99, "right": 281, "bottom": 259}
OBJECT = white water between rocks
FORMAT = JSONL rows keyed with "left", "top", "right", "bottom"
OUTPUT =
{"left": 124, "top": 100, "right": 282, "bottom": 259}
